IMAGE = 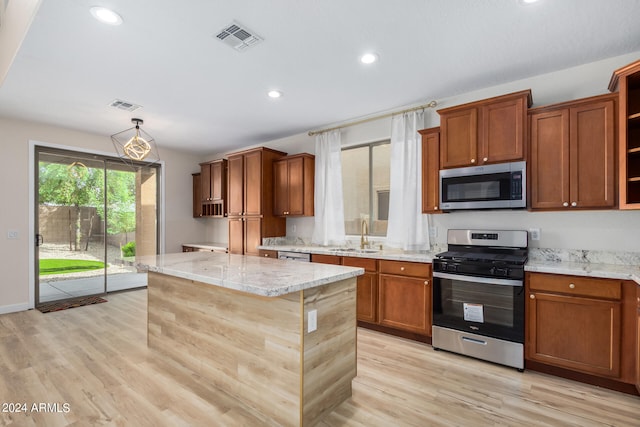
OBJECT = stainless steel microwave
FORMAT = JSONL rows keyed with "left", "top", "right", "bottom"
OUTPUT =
{"left": 439, "top": 161, "right": 526, "bottom": 211}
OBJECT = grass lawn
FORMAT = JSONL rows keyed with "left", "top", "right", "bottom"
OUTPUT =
{"left": 40, "top": 259, "right": 106, "bottom": 275}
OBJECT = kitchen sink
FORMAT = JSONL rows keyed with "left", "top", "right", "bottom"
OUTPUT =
{"left": 327, "top": 248, "right": 379, "bottom": 254}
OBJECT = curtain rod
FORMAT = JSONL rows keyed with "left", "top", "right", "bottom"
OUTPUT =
{"left": 307, "top": 100, "right": 438, "bottom": 136}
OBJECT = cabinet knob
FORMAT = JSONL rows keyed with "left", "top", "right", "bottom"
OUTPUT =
{"left": 470, "top": 158, "right": 476, "bottom": 164}
{"left": 571, "top": 202, "right": 577, "bottom": 207}
{"left": 483, "top": 157, "right": 488, "bottom": 162}
{"left": 569, "top": 283, "right": 575, "bottom": 289}
{"left": 434, "top": 206, "right": 438, "bottom": 210}
{"left": 400, "top": 267, "right": 405, "bottom": 271}
{"left": 563, "top": 202, "right": 569, "bottom": 207}
{"left": 264, "top": 254, "right": 269, "bottom": 257}
{"left": 530, "top": 294, "right": 535, "bottom": 299}
{"left": 424, "top": 280, "right": 429, "bottom": 285}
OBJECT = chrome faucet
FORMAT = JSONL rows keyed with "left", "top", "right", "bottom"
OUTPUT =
{"left": 360, "top": 219, "right": 369, "bottom": 249}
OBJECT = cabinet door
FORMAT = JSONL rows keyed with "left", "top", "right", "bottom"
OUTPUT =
{"left": 286, "top": 156, "right": 305, "bottom": 215}
{"left": 211, "top": 160, "right": 225, "bottom": 201}
{"left": 228, "top": 217, "right": 244, "bottom": 254}
{"left": 192, "top": 173, "right": 202, "bottom": 218}
{"left": 343, "top": 257, "right": 378, "bottom": 323}
{"left": 200, "top": 163, "right": 212, "bottom": 202}
{"left": 421, "top": 129, "right": 440, "bottom": 213}
{"left": 244, "top": 150, "right": 263, "bottom": 216}
{"left": 482, "top": 96, "right": 526, "bottom": 164}
{"left": 227, "top": 156, "right": 244, "bottom": 216}
{"left": 273, "top": 159, "right": 289, "bottom": 216}
{"left": 440, "top": 108, "right": 478, "bottom": 169}
{"left": 570, "top": 100, "right": 616, "bottom": 208}
{"left": 244, "top": 217, "right": 262, "bottom": 256}
{"left": 527, "top": 292, "right": 621, "bottom": 378}
{"left": 530, "top": 109, "right": 570, "bottom": 209}
{"left": 378, "top": 273, "right": 431, "bottom": 335}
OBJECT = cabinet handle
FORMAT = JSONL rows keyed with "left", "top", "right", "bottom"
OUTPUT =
{"left": 571, "top": 202, "right": 577, "bottom": 207}
{"left": 400, "top": 267, "right": 405, "bottom": 271}
{"left": 563, "top": 202, "right": 569, "bottom": 207}
{"left": 569, "top": 283, "right": 575, "bottom": 289}
{"left": 483, "top": 157, "right": 488, "bottom": 162}
{"left": 470, "top": 158, "right": 476, "bottom": 164}
{"left": 530, "top": 294, "right": 535, "bottom": 299}
{"left": 424, "top": 280, "right": 429, "bottom": 285}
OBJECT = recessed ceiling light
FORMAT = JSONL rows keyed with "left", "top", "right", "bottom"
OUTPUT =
{"left": 267, "top": 90, "right": 283, "bottom": 99}
{"left": 90, "top": 6, "right": 123, "bottom": 25}
{"left": 520, "top": 0, "right": 540, "bottom": 4}
{"left": 360, "top": 53, "right": 378, "bottom": 64}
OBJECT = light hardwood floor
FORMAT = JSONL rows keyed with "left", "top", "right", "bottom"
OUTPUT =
{"left": 0, "top": 289, "right": 637, "bottom": 426}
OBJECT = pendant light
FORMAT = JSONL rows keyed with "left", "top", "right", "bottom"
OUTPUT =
{"left": 111, "top": 118, "right": 159, "bottom": 167}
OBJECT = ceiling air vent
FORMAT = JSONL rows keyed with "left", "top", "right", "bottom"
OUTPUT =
{"left": 215, "top": 21, "right": 262, "bottom": 52}
{"left": 109, "top": 99, "right": 142, "bottom": 112}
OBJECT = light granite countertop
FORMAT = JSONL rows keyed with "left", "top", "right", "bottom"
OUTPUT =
{"left": 257, "top": 244, "right": 439, "bottom": 263}
{"left": 134, "top": 252, "right": 364, "bottom": 297}
{"left": 258, "top": 244, "right": 640, "bottom": 285}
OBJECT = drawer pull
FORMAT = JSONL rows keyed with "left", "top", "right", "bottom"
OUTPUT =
{"left": 569, "top": 283, "right": 575, "bottom": 289}
{"left": 400, "top": 267, "right": 405, "bottom": 271}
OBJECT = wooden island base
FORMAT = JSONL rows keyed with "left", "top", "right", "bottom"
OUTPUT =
{"left": 147, "top": 271, "right": 357, "bottom": 426}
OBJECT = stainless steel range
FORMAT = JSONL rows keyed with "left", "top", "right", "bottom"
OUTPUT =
{"left": 432, "top": 229, "right": 528, "bottom": 370}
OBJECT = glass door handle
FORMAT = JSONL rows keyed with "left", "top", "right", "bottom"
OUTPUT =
{"left": 35, "top": 234, "right": 44, "bottom": 246}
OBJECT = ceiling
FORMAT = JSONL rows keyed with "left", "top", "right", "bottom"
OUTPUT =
{"left": 1, "top": 0, "right": 640, "bottom": 156}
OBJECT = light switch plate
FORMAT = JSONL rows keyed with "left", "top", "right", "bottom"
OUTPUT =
{"left": 308, "top": 309, "right": 317, "bottom": 333}
{"left": 7, "top": 230, "right": 18, "bottom": 239}
{"left": 529, "top": 228, "right": 540, "bottom": 241}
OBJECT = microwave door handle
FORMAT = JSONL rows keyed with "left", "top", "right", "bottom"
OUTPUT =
{"left": 433, "top": 271, "right": 523, "bottom": 287}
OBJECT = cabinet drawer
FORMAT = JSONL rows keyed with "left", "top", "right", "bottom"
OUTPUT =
{"left": 379, "top": 260, "right": 430, "bottom": 278}
{"left": 343, "top": 256, "right": 377, "bottom": 272}
{"left": 528, "top": 273, "right": 621, "bottom": 300}
{"left": 258, "top": 249, "right": 278, "bottom": 258}
{"left": 311, "top": 254, "right": 342, "bottom": 265}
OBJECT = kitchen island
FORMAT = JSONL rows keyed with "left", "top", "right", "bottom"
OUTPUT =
{"left": 134, "top": 252, "right": 363, "bottom": 427}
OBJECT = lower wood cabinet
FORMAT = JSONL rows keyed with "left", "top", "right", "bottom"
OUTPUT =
{"left": 526, "top": 272, "right": 622, "bottom": 378}
{"left": 378, "top": 260, "right": 431, "bottom": 336}
{"left": 343, "top": 257, "right": 378, "bottom": 324}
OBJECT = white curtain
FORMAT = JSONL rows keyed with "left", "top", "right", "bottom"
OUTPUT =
{"left": 386, "top": 111, "right": 430, "bottom": 251}
{"left": 311, "top": 130, "right": 346, "bottom": 246}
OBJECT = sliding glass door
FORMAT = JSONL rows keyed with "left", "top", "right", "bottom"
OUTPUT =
{"left": 35, "top": 147, "right": 159, "bottom": 305}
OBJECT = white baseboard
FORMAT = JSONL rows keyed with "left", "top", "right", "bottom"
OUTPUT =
{"left": 0, "top": 303, "right": 30, "bottom": 315}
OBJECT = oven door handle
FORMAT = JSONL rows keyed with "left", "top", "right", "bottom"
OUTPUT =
{"left": 433, "top": 271, "right": 523, "bottom": 287}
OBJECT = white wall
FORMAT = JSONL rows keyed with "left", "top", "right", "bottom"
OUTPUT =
{"left": 203, "top": 50, "right": 640, "bottom": 252}
{"left": 0, "top": 117, "right": 201, "bottom": 312}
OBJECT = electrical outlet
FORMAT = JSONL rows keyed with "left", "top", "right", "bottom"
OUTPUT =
{"left": 308, "top": 309, "right": 317, "bottom": 333}
{"left": 292, "top": 224, "right": 297, "bottom": 233}
{"left": 429, "top": 226, "right": 438, "bottom": 238}
{"left": 7, "top": 230, "right": 18, "bottom": 239}
{"left": 529, "top": 228, "right": 540, "bottom": 241}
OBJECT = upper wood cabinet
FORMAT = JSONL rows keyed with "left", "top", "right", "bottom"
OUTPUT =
{"left": 526, "top": 272, "right": 623, "bottom": 379}
{"left": 609, "top": 59, "right": 640, "bottom": 209}
{"left": 199, "top": 159, "right": 227, "bottom": 217}
{"left": 418, "top": 127, "right": 441, "bottom": 213}
{"left": 274, "top": 153, "right": 315, "bottom": 217}
{"left": 529, "top": 93, "right": 617, "bottom": 210}
{"left": 438, "top": 90, "right": 532, "bottom": 169}
{"left": 192, "top": 173, "right": 202, "bottom": 218}
{"left": 227, "top": 147, "right": 287, "bottom": 255}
